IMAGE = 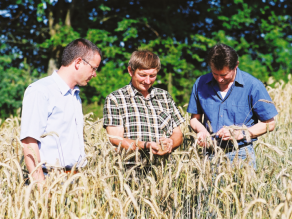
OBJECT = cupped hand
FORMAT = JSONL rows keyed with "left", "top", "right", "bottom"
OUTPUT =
{"left": 159, "top": 137, "right": 173, "bottom": 154}
{"left": 197, "top": 131, "right": 211, "bottom": 147}
{"left": 216, "top": 128, "right": 243, "bottom": 141}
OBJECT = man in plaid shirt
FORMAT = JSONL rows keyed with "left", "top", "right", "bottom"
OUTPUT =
{"left": 103, "top": 50, "right": 185, "bottom": 156}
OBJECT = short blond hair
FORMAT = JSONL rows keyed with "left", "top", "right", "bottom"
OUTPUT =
{"left": 128, "top": 50, "right": 161, "bottom": 73}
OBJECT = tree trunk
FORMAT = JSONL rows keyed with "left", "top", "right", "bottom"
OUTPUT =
{"left": 48, "top": 58, "right": 58, "bottom": 75}
{"left": 168, "top": 72, "right": 172, "bottom": 95}
{"left": 47, "top": 0, "right": 74, "bottom": 75}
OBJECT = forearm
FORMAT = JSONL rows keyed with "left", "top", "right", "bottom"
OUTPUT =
{"left": 190, "top": 115, "right": 209, "bottom": 134}
{"left": 22, "top": 137, "right": 45, "bottom": 182}
{"left": 218, "top": 118, "right": 276, "bottom": 141}
{"left": 109, "top": 138, "right": 147, "bottom": 150}
{"left": 170, "top": 128, "right": 183, "bottom": 151}
{"left": 247, "top": 118, "right": 275, "bottom": 138}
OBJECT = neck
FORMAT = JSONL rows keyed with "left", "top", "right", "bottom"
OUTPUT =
{"left": 219, "top": 83, "right": 232, "bottom": 92}
{"left": 218, "top": 69, "right": 237, "bottom": 92}
{"left": 57, "top": 66, "right": 76, "bottom": 89}
{"left": 142, "top": 92, "right": 150, "bottom": 98}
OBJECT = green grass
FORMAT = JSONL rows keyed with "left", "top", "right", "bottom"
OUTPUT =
{"left": 82, "top": 102, "right": 104, "bottom": 119}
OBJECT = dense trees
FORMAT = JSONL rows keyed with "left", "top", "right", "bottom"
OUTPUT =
{"left": 1, "top": 0, "right": 292, "bottom": 118}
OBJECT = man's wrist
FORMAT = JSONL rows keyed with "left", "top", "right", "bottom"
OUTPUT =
{"left": 144, "top": 141, "right": 148, "bottom": 150}
{"left": 241, "top": 130, "right": 246, "bottom": 140}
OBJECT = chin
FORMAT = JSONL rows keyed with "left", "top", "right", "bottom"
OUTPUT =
{"left": 78, "top": 82, "right": 87, "bottom": 87}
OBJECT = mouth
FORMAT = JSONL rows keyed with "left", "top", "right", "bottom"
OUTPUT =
{"left": 143, "top": 84, "right": 151, "bottom": 89}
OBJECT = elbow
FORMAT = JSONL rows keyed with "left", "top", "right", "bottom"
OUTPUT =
{"left": 269, "top": 120, "right": 276, "bottom": 132}
{"left": 264, "top": 118, "right": 276, "bottom": 132}
{"left": 178, "top": 131, "right": 184, "bottom": 146}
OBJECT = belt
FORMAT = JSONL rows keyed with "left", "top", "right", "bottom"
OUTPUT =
{"left": 207, "top": 143, "right": 252, "bottom": 154}
{"left": 42, "top": 167, "right": 78, "bottom": 174}
{"left": 221, "top": 144, "right": 251, "bottom": 153}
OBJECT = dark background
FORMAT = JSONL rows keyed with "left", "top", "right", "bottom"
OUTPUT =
{"left": 0, "top": 0, "right": 291, "bottom": 118}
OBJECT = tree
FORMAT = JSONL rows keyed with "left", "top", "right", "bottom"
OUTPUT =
{"left": 1, "top": 0, "right": 292, "bottom": 118}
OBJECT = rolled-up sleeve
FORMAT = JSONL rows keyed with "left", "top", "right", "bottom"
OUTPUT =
{"left": 251, "top": 82, "right": 278, "bottom": 121}
{"left": 20, "top": 86, "right": 49, "bottom": 142}
{"left": 103, "top": 95, "right": 123, "bottom": 128}
{"left": 187, "top": 78, "right": 203, "bottom": 115}
{"left": 169, "top": 97, "right": 185, "bottom": 128}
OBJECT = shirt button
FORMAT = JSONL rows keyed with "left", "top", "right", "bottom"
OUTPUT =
{"left": 221, "top": 115, "right": 223, "bottom": 117}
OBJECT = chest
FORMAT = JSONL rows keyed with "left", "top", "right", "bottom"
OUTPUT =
{"left": 119, "top": 96, "right": 172, "bottom": 117}
{"left": 47, "top": 92, "right": 83, "bottom": 126}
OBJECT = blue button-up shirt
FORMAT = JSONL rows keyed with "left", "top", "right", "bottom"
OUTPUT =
{"left": 187, "top": 68, "right": 278, "bottom": 146}
{"left": 20, "top": 71, "right": 86, "bottom": 168}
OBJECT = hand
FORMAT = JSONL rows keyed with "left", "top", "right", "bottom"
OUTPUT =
{"left": 216, "top": 128, "right": 244, "bottom": 141}
{"left": 146, "top": 142, "right": 160, "bottom": 154}
{"left": 197, "top": 131, "right": 210, "bottom": 147}
{"left": 159, "top": 137, "right": 173, "bottom": 154}
{"left": 146, "top": 140, "right": 171, "bottom": 156}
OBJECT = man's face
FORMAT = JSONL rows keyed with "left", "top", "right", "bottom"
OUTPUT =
{"left": 128, "top": 67, "right": 158, "bottom": 95}
{"left": 76, "top": 53, "right": 101, "bottom": 86}
{"left": 211, "top": 64, "right": 238, "bottom": 87}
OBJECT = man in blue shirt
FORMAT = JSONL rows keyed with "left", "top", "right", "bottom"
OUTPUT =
{"left": 187, "top": 44, "right": 278, "bottom": 168}
{"left": 20, "top": 39, "right": 102, "bottom": 186}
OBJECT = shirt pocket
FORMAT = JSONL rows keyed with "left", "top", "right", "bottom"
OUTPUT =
{"left": 157, "top": 110, "right": 173, "bottom": 137}
{"left": 201, "top": 99, "right": 214, "bottom": 122}
{"left": 231, "top": 103, "right": 250, "bottom": 126}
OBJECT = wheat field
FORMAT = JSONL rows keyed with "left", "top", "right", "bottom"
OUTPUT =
{"left": 0, "top": 78, "right": 292, "bottom": 219}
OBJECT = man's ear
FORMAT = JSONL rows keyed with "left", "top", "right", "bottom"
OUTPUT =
{"left": 128, "top": 66, "right": 134, "bottom": 77}
{"left": 235, "top": 61, "right": 239, "bottom": 69}
{"left": 74, "top": 57, "right": 82, "bottom": 70}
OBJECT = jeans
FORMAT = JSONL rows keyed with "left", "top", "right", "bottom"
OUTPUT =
{"left": 209, "top": 144, "right": 257, "bottom": 169}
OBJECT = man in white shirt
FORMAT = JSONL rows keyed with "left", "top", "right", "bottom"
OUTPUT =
{"left": 20, "top": 39, "right": 102, "bottom": 185}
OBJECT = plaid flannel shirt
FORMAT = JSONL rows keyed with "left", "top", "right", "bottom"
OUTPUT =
{"left": 103, "top": 83, "right": 185, "bottom": 143}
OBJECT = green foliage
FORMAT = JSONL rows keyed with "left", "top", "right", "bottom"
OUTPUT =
{"left": 1, "top": 0, "right": 292, "bottom": 116}
{"left": 84, "top": 61, "right": 131, "bottom": 104}
{"left": 39, "top": 26, "right": 81, "bottom": 49}
{"left": 0, "top": 55, "right": 38, "bottom": 118}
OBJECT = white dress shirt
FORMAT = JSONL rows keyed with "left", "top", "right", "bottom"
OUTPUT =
{"left": 20, "top": 71, "right": 86, "bottom": 168}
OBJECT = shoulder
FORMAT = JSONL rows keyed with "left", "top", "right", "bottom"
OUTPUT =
{"left": 153, "top": 87, "right": 173, "bottom": 100}
{"left": 190, "top": 73, "right": 213, "bottom": 92}
{"left": 104, "top": 85, "right": 129, "bottom": 108}
{"left": 238, "top": 69, "right": 266, "bottom": 89}
{"left": 239, "top": 69, "right": 263, "bottom": 84}
{"left": 195, "top": 73, "right": 212, "bottom": 85}
{"left": 24, "top": 75, "right": 55, "bottom": 98}
{"left": 153, "top": 87, "right": 168, "bottom": 94}
{"left": 106, "top": 84, "right": 129, "bottom": 99}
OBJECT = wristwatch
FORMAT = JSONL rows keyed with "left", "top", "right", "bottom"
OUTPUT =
{"left": 242, "top": 130, "right": 247, "bottom": 140}
{"left": 144, "top": 141, "right": 148, "bottom": 150}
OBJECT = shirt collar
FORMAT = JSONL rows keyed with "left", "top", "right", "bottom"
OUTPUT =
{"left": 205, "top": 73, "right": 214, "bottom": 84}
{"left": 234, "top": 68, "right": 244, "bottom": 86}
{"left": 205, "top": 67, "right": 245, "bottom": 86}
{"left": 52, "top": 71, "right": 80, "bottom": 96}
{"left": 127, "top": 82, "right": 155, "bottom": 99}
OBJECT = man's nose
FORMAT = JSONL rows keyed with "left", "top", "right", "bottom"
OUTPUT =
{"left": 217, "top": 76, "right": 224, "bottom": 82}
{"left": 92, "top": 71, "right": 97, "bottom": 77}
{"left": 145, "top": 76, "right": 151, "bottom": 84}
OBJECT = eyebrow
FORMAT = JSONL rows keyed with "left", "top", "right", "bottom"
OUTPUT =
{"left": 212, "top": 72, "right": 228, "bottom": 76}
{"left": 139, "top": 73, "right": 157, "bottom": 76}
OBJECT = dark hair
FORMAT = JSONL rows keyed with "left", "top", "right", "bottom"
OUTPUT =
{"left": 206, "top": 43, "right": 239, "bottom": 70}
{"left": 61, "top": 38, "right": 102, "bottom": 66}
{"left": 128, "top": 50, "right": 161, "bottom": 73}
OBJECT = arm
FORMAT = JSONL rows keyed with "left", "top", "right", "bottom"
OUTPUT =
{"left": 190, "top": 114, "right": 211, "bottom": 146}
{"left": 22, "top": 137, "right": 45, "bottom": 183}
{"left": 106, "top": 126, "right": 160, "bottom": 153}
{"left": 159, "top": 126, "right": 183, "bottom": 154}
{"left": 217, "top": 118, "right": 276, "bottom": 140}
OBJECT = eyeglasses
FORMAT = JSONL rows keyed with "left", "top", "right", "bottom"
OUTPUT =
{"left": 82, "top": 59, "right": 99, "bottom": 72}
